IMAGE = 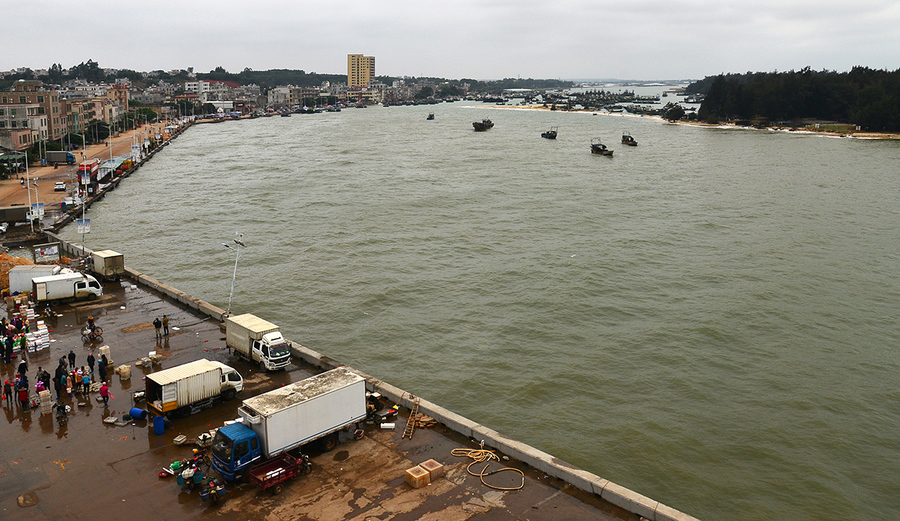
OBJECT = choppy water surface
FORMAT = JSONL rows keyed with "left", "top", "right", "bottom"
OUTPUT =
{"left": 61, "top": 102, "right": 900, "bottom": 521}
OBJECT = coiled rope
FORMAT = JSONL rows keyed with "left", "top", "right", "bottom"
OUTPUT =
{"left": 451, "top": 448, "right": 525, "bottom": 491}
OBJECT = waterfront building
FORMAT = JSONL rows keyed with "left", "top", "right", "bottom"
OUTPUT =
{"left": 347, "top": 54, "right": 375, "bottom": 88}
{"left": 2, "top": 80, "right": 67, "bottom": 142}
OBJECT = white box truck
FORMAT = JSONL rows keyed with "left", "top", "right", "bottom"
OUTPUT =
{"left": 145, "top": 359, "right": 243, "bottom": 418}
{"left": 90, "top": 250, "right": 124, "bottom": 281}
{"left": 31, "top": 272, "right": 103, "bottom": 304}
{"left": 8, "top": 264, "right": 66, "bottom": 294}
{"left": 225, "top": 313, "right": 291, "bottom": 371}
{"left": 211, "top": 367, "right": 367, "bottom": 481}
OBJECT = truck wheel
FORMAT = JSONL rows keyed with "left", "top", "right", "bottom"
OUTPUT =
{"left": 320, "top": 433, "right": 338, "bottom": 452}
{"left": 259, "top": 360, "right": 267, "bottom": 372}
{"left": 272, "top": 483, "right": 284, "bottom": 495}
{"left": 50, "top": 300, "right": 60, "bottom": 307}
{"left": 88, "top": 293, "right": 98, "bottom": 301}
{"left": 223, "top": 388, "right": 236, "bottom": 400}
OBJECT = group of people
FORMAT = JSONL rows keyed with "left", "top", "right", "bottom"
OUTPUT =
{"left": 3, "top": 355, "right": 32, "bottom": 409}
{"left": 2, "top": 315, "right": 29, "bottom": 364}
{"left": 153, "top": 315, "right": 170, "bottom": 339}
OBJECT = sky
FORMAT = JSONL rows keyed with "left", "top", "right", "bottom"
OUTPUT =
{"left": 3, "top": 0, "right": 898, "bottom": 81}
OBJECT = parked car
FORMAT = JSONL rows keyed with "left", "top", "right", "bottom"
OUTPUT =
{"left": 54, "top": 182, "right": 66, "bottom": 191}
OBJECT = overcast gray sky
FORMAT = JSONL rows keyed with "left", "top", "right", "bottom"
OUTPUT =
{"left": 3, "top": 0, "right": 897, "bottom": 80}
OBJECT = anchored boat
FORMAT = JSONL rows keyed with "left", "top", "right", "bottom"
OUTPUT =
{"left": 590, "top": 138, "right": 613, "bottom": 156}
{"left": 473, "top": 119, "right": 494, "bottom": 131}
{"left": 541, "top": 126, "right": 558, "bottom": 139}
{"left": 622, "top": 132, "right": 637, "bottom": 146}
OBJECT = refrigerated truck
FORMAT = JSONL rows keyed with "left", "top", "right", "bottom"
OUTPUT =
{"left": 212, "top": 367, "right": 366, "bottom": 481}
{"left": 31, "top": 272, "right": 102, "bottom": 304}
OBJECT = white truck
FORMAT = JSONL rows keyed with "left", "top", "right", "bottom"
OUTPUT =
{"left": 145, "top": 359, "right": 244, "bottom": 418}
{"left": 225, "top": 313, "right": 292, "bottom": 371}
{"left": 31, "top": 272, "right": 102, "bottom": 304}
{"left": 91, "top": 250, "right": 125, "bottom": 281}
{"left": 8, "top": 264, "right": 67, "bottom": 294}
{"left": 211, "top": 367, "right": 366, "bottom": 481}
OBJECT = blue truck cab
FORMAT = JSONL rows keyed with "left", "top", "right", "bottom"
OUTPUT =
{"left": 211, "top": 423, "right": 262, "bottom": 481}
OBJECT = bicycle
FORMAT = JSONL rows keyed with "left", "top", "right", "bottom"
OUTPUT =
{"left": 81, "top": 326, "right": 104, "bottom": 342}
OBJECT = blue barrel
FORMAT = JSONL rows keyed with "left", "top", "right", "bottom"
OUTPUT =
{"left": 153, "top": 415, "right": 165, "bottom": 435}
{"left": 130, "top": 408, "right": 147, "bottom": 420}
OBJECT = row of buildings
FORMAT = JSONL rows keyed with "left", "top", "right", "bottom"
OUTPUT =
{"left": 0, "top": 79, "right": 129, "bottom": 153}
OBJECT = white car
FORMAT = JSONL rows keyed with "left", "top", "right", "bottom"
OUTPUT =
{"left": 54, "top": 182, "right": 66, "bottom": 191}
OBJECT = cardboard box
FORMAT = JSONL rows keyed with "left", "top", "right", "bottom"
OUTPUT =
{"left": 405, "top": 465, "right": 430, "bottom": 489}
{"left": 420, "top": 459, "right": 445, "bottom": 481}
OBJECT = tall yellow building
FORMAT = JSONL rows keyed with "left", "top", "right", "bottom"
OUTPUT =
{"left": 347, "top": 54, "right": 375, "bottom": 88}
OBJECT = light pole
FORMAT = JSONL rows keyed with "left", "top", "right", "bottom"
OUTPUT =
{"left": 222, "top": 234, "right": 246, "bottom": 317}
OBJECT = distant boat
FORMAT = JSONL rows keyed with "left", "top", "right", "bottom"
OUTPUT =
{"left": 280, "top": 113, "right": 291, "bottom": 117}
{"left": 473, "top": 119, "right": 494, "bottom": 131}
{"left": 541, "top": 126, "right": 558, "bottom": 139}
{"left": 590, "top": 138, "right": 613, "bottom": 156}
{"left": 621, "top": 132, "right": 637, "bottom": 146}
{"left": 427, "top": 113, "right": 435, "bottom": 120}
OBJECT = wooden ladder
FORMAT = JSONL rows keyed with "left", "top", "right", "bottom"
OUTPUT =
{"left": 402, "top": 395, "right": 420, "bottom": 439}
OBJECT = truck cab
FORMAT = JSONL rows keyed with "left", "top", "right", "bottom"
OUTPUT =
{"left": 215, "top": 362, "right": 244, "bottom": 395}
{"left": 212, "top": 423, "right": 262, "bottom": 481}
{"left": 74, "top": 277, "right": 103, "bottom": 299}
{"left": 253, "top": 331, "right": 291, "bottom": 371}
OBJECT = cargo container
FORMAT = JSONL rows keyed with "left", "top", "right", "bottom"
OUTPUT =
{"left": 8, "top": 264, "right": 65, "bottom": 294}
{"left": 90, "top": 250, "right": 124, "bottom": 281}
{"left": 46, "top": 151, "right": 76, "bottom": 165}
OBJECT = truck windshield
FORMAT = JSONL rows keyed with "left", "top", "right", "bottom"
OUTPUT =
{"left": 270, "top": 342, "right": 290, "bottom": 358}
{"left": 212, "top": 430, "right": 234, "bottom": 463}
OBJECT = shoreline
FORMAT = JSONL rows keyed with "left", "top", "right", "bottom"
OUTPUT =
{"left": 493, "top": 104, "right": 900, "bottom": 140}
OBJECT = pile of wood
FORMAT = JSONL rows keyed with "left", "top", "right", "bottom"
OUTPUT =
{"left": 0, "top": 253, "right": 34, "bottom": 291}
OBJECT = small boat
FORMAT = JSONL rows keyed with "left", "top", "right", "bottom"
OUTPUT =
{"left": 621, "top": 132, "right": 637, "bottom": 146}
{"left": 590, "top": 138, "right": 613, "bottom": 156}
{"left": 280, "top": 113, "right": 291, "bottom": 117}
{"left": 427, "top": 113, "right": 434, "bottom": 120}
{"left": 473, "top": 119, "right": 494, "bottom": 131}
{"left": 541, "top": 126, "right": 558, "bottom": 139}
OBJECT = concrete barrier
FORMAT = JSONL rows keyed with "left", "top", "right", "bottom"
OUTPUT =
{"left": 44, "top": 233, "right": 701, "bottom": 521}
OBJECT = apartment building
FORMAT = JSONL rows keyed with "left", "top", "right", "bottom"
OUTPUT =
{"left": 347, "top": 54, "right": 375, "bottom": 88}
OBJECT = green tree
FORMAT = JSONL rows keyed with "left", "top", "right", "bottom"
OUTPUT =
{"left": 664, "top": 103, "right": 685, "bottom": 121}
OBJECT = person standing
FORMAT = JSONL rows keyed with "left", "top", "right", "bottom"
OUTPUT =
{"left": 18, "top": 381, "right": 29, "bottom": 409}
{"left": 82, "top": 370, "right": 91, "bottom": 396}
{"left": 99, "top": 382, "right": 109, "bottom": 406}
{"left": 3, "top": 335, "right": 12, "bottom": 364}
{"left": 68, "top": 350, "right": 76, "bottom": 370}
{"left": 153, "top": 317, "right": 162, "bottom": 339}
{"left": 162, "top": 315, "right": 170, "bottom": 336}
{"left": 3, "top": 380, "right": 12, "bottom": 406}
{"left": 18, "top": 358, "right": 28, "bottom": 378}
{"left": 87, "top": 351, "right": 95, "bottom": 375}
{"left": 98, "top": 355, "right": 108, "bottom": 384}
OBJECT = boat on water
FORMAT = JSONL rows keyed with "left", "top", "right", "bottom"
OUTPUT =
{"left": 427, "top": 113, "right": 435, "bottom": 120}
{"left": 541, "top": 126, "right": 558, "bottom": 139}
{"left": 473, "top": 119, "right": 494, "bottom": 131}
{"left": 621, "top": 132, "right": 637, "bottom": 146}
{"left": 590, "top": 138, "right": 613, "bottom": 156}
{"left": 280, "top": 113, "right": 291, "bottom": 117}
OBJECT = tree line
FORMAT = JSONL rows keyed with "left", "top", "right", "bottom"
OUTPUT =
{"left": 686, "top": 67, "right": 900, "bottom": 131}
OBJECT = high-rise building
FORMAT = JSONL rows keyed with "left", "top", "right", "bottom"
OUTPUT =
{"left": 347, "top": 54, "right": 375, "bottom": 88}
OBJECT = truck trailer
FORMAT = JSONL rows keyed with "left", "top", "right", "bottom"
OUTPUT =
{"left": 225, "top": 313, "right": 291, "bottom": 371}
{"left": 212, "top": 367, "right": 366, "bottom": 481}
{"left": 31, "top": 272, "right": 102, "bottom": 304}
{"left": 91, "top": 250, "right": 125, "bottom": 281}
{"left": 145, "top": 359, "right": 243, "bottom": 418}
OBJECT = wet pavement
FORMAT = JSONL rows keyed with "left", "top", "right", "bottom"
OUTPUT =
{"left": 1, "top": 279, "right": 637, "bottom": 521}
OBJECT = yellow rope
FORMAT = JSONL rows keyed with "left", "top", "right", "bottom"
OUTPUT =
{"left": 451, "top": 448, "right": 525, "bottom": 491}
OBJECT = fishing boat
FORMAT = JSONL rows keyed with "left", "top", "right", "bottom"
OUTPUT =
{"left": 473, "top": 119, "right": 494, "bottom": 131}
{"left": 280, "top": 113, "right": 291, "bottom": 117}
{"left": 427, "top": 113, "right": 435, "bottom": 120}
{"left": 541, "top": 126, "right": 558, "bottom": 139}
{"left": 590, "top": 138, "right": 613, "bottom": 156}
{"left": 621, "top": 132, "right": 637, "bottom": 146}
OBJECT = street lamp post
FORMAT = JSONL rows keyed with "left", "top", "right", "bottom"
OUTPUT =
{"left": 222, "top": 234, "right": 246, "bottom": 317}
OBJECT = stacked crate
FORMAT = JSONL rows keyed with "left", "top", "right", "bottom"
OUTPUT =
{"left": 39, "top": 390, "right": 53, "bottom": 415}
{"left": 26, "top": 321, "right": 50, "bottom": 352}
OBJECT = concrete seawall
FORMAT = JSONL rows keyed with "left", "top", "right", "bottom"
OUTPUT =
{"left": 46, "top": 239, "right": 699, "bottom": 516}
